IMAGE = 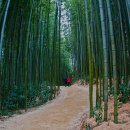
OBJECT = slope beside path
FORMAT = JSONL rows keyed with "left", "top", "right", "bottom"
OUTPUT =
{"left": 0, "top": 84, "right": 96, "bottom": 130}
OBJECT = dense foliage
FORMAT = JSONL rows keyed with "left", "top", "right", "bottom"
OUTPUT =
{"left": 0, "top": 0, "right": 72, "bottom": 114}
{"left": 67, "top": 0, "right": 130, "bottom": 123}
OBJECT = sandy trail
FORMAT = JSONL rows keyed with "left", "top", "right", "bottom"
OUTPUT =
{"left": 0, "top": 84, "right": 95, "bottom": 130}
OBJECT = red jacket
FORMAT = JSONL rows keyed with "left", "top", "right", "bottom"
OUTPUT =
{"left": 66, "top": 77, "right": 71, "bottom": 83}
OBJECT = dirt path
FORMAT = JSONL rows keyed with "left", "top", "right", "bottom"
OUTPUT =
{"left": 0, "top": 84, "right": 95, "bottom": 130}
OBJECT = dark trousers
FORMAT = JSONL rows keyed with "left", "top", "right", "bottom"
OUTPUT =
{"left": 67, "top": 82, "right": 70, "bottom": 86}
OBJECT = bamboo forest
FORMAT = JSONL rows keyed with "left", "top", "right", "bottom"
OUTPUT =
{"left": 0, "top": 0, "right": 130, "bottom": 130}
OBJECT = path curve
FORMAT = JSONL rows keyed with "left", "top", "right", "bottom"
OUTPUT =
{"left": 0, "top": 84, "right": 95, "bottom": 130}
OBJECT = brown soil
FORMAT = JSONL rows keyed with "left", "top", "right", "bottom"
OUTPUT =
{"left": 0, "top": 83, "right": 96, "bottom": 130}
{"left": 81, "top": 97, "right": 130, "bottom": 130}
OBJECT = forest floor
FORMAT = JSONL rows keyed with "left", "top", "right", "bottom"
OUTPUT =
{"left": 0, "top": 83, "right": 96, "bottom": 130}
{"left": 81, "top": 96, "right": 130, "bottom": 130}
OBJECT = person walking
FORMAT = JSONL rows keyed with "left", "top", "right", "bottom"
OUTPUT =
{"left": 66, "top": 77, "right": 71, "bottom": 87}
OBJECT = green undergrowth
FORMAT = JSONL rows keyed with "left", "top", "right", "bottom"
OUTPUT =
{"left": 0, "top": 81, "right": 60, "bottom": 116}
{"left": 109, "top": 82, "right": 130, "bottom": 103}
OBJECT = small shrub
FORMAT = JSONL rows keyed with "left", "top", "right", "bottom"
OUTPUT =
{"left": 109, "top": 83, "right": 130, "bottom": 103}
{"left": 118, "top": 83, "right": 130, "bottom": 103}
{"left": 86, "top": 123, "right": 91, "bottom": 130}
